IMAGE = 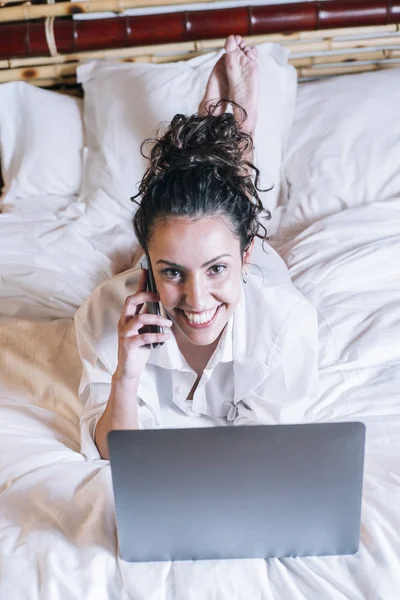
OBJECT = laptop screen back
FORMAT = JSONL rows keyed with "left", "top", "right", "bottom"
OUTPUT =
{"left": 108, "top": 422, "right": 365, "bottom": 562}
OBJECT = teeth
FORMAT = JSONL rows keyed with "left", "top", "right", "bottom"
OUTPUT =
{"left": 183, "top": 306, "right": 218, "bottom": 324}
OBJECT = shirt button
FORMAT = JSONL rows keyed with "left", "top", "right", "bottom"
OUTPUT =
{"left": 227, "top": 404, "right": 238, "bottom": 422}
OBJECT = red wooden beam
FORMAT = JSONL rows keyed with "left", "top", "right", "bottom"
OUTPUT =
{"left": 0, "top": 0, "right": 399, "bottom": 60}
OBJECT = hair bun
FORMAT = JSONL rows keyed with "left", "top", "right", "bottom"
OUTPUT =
{"left": 142, "top": 103, "right": 252, "bottom": 175}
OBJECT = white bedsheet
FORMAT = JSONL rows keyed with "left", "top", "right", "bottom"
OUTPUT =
{"left": 0, "top": 196, "right": 139, "bottom": 319}
{"left": 1, "top": 199, "right": 399, "bottom": 599}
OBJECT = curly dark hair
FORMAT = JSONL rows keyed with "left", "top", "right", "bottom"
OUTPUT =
{"left": 131, "top": 102, "right": 272, "bottom": 256}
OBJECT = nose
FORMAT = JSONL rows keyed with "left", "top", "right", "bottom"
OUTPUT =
{"left": 182, "top": 273, "right": 209, "bottom": 311}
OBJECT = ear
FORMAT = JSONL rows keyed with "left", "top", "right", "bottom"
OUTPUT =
{"left": 242, "top": 238, "right": 255, "bottom": 266}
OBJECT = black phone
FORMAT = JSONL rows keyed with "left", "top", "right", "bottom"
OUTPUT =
{"left": 140, "top": 255, "right": 165, "bottom": 349}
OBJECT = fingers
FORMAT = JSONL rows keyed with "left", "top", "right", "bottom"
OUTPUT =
{"left": 120, "top": 289, "right": 160, "bottom": 323}
{"left": 120, "top": 313, "right": 173, "bottom": 338}
{"left": 118, "top": 271, "right": 174, "bottom": 352}
{"left": 120, "top": 326, "right": 172, "bottom": 351}
{"left": 134, "top": 331, "right": 172, "bottom": 348}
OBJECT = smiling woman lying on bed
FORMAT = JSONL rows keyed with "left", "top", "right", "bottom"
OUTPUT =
{"left": 74, "top": 35, "right": 319, "bottom": 460}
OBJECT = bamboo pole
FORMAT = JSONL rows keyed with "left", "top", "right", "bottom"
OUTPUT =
{"left": 2, "top": 48, "right": 400, "bottom": 81}
{"left": 0, "top": 62, "right": 77, "bottom": 83}
{"left": 282, "top": 36, "right": 400, "bottom": 55}
{"left": 3, "top": 45, "right": 399, "bottom": 77}
{"left": 298, "top": 61, "right": 400, "bottom": 78}
{"left": 17, "top": 61, "right": 400, "bottom": 86}
{"left": 0, "top": 0, "right": 222, "bottom": 22}
{"left": 290, "top": 50, "right": 391, "bottom": 67}
{"left": 0, "top": 0, "right": 35, "bottom": 4}
{"left": 1, "top": 24, "right": 400, "bottom": 85}
{"left": 27, "top": 76, "right": 78, "bottom": 87}
{"left": 2, "top": 41, "right": 201, "bottom": 69}
{"left": 186, "top": 26, "right": 400, "bottom": 50}
{"left": 1, "top": 26, "right": 400, "bottom": 70}
{"left": 330, "top": 35, "right": 400, "bottom": 50}
{"left": 1, "top": 0, "right": 400, "bottom": 27}
{"left": 2, "top": 53, "right": 400, "bottom": 85}
{"left": 0, "top": 54, "right": 203, "bottom": 82}
{"left": 294, "top": 24, "right": 399, "bottom": 39}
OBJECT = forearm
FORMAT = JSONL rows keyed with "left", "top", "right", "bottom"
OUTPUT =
{"left": 95, "top": 374, "right": 140, "bottom": 459}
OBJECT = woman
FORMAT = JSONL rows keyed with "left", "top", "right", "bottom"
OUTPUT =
{"left": 75, "top": 36, "right": 319, "bottom": 460}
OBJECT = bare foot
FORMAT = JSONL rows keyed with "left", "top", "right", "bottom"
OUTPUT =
{"left": 224, "top": 34, "right": 258, "bottom": 137}
{"left": 199, "top": 53, "right": 229, "bottom": 115}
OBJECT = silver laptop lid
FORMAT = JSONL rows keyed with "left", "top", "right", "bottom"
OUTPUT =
{"left": 108, "top": 422, "right": 365, "bottom": 562}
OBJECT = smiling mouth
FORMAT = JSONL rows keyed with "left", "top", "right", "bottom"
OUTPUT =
{"left": 177, "top": 305, "right": 222, "bottom": 327}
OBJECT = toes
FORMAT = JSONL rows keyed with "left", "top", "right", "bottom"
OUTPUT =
{"left": 244, "top": 46, "right": 258, "bottom": 61}
{"left": 235, "top": 35, "right": 244, "bottom": 47}
{"left": 225, "top": 35, "right": 238, "bottom": 53}
{"left": 237, "top": 37, "right": 258, "bottom": 60}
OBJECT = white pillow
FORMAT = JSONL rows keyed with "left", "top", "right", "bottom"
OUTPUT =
{"left": 280, "top": 68, "right": 400, "bottom": 232}
{"left": 0, "top": 82, "right": 84, "bottom": 201}
{"left": 77, "top": 44, "right": 297, "bottom": 225}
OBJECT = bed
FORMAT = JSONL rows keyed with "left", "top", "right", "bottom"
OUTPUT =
{"left": 1, "top": 1, "right": 400, "bottom": 598}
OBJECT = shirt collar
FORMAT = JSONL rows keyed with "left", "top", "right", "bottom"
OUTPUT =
{"left": 206, "top": 311, "right": 234, "bottom": 369}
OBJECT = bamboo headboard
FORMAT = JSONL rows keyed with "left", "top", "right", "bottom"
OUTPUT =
{"left": 0, "top": 0, "right": 400, "bottom": 91}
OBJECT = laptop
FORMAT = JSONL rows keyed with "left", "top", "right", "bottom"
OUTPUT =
{"left": 108, "top": 422, "right": 365, "bottom": 562}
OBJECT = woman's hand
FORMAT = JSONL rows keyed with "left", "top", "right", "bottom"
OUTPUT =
{"left": 95, "top": 269, "right": 172, "bottom": 458}
{"left": 114, "top": 268, "right": 172, "bottom": 383}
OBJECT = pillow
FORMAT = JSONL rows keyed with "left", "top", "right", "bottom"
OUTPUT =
{"left": 279, "top": 68, "right": 400, "bottom": 233}
{"left": 77, "top": 44, "right": 297, "bottom": 228}
{"left": 0, "top": 82, "right": 84, "bottom": 201}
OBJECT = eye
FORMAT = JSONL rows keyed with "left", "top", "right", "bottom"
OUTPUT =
{"left": 161, "top": 268, "right": 182, "bottom": 280}
{"left": 209, "top": 264, "right": 227, "bottom": 275}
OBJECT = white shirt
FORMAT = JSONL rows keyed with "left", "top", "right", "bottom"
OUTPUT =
{"left": 75, "top": 243, "right": 319, "bottom": 460}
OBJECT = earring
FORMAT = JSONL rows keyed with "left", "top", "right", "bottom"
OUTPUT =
{"left": 242, "top": 271, "right": 248, "bottom": 284}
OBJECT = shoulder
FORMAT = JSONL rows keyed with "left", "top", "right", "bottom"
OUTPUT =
{"left": 75, "top": 267, "right": 142, "bottom": 344}
{"left": 246, "top": 273, "right": 311, "bottom": 332}
{"left": 251, "top": 239, "right": 293, "bottom": 287}
{"left": 248, "top": 240, "right": 308, "bottom": 322}
{"left": 236, "top": 256, "right": 317, "bottom": 364}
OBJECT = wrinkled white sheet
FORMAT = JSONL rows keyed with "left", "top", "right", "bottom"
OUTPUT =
{"left": 0, "top": 196, "right": 139, "bottom": 319}
{"left": 0, "top": 199, "right": 399, "bottom": 599}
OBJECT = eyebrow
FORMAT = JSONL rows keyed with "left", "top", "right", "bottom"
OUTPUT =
{"left": 156, "top": 254, "right": 232, "bottom": 269}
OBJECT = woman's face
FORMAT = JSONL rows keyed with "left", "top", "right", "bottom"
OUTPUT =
{"left": 147, "top": 215, "right": 253, "bottom": 347}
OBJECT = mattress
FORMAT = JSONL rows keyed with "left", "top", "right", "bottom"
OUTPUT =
{"left": 0, "top": 198, "right": 399, "bottom": 599}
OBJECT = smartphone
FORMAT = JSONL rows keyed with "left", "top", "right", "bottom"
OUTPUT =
{"left": 140, "top": 254, "right": 165, "bottom": 349}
